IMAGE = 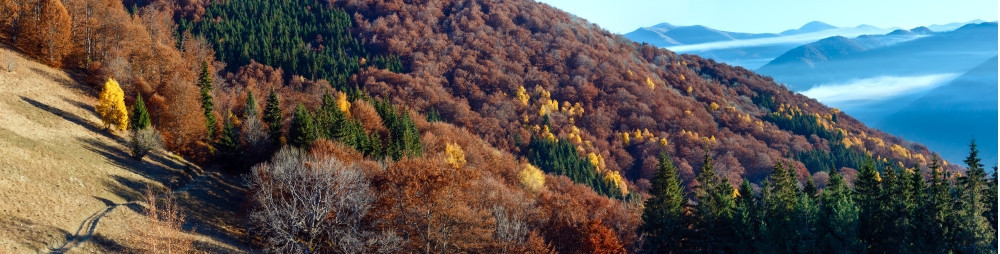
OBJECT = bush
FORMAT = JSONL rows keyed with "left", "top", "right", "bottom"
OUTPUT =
{"left": 128, "top": 188, "right": 194, "bottom": 253}
{"left": 130, "top": 128, "right": 162, "bottom": 160}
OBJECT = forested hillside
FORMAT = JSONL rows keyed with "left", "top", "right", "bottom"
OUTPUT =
{"left": 0, "top": 0, "right": 994, "bottom": 252}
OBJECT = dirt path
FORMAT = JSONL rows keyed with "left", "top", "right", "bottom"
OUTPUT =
{"left": 47, "top": 174, "right": 211, "bottom": 253}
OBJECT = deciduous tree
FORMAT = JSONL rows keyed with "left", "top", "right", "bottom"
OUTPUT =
{"left": 97, "top": 78, "right": 128, "bottom": 131}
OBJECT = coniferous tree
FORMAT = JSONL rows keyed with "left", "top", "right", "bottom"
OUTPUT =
{"left": 989, "top": 166, "right": 998, "bottom": 246}
{"left": 641, "top": 153, "right": 685, "bottom": 253}
{"left": 880, "top": 165, "right": 915, "bottom": 251}
{"left": 688, "top": 151, "right": 736, "bottom": 253}
{"left": 816, "top": 169, "right": 861, "bottom": 253}
{"left": 760, "top": 162, "right": 802, "bottom": 253}
{"left": 854, "top": 158, "right": 889, "bottom": 253}
{"left": 316, "top": 92, "right": 347, "bottom": 140}
{"left": 289, "top": 103, "right": 317, "bottom": 147}
{"left": 197, "top": 61, "right": 217, "bottom": 138}
{"left": 216, "top": 111, "right": 241, "bottom": 169}
{"left": 130, "top": 93, "right": 150, "bottom": 131}
{"left": 263, "top": 88, "right": 283, "bottom": 144}
{"left": 733, "top": 179, "right": 761, "bottom": 253}
{"left": 953, "top": 140, "right": 995, "bottom": 253}
{"left": 923, "top": 157, "right": 954, "bottom": 252}
{"left": 908, "top": 163, "right": 932, "bottom": 253}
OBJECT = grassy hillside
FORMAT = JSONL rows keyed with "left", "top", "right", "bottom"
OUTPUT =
{"left": 0, "top": 46, "right": 246, "bottom": 253}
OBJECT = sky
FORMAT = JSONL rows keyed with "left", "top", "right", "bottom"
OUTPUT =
{"left": 536, "top": 0, "right": 998, "bottom": 34}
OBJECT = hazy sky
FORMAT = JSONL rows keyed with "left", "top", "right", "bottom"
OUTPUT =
{"left": 536, "top": 0, "right": 998, "bottom": 34}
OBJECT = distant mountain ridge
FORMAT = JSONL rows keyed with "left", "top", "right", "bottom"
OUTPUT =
{"left": 879, "top": 57, "right": 999, "bottom": 164}
{"left": 780, "top": 21, "right": 838, "bottom": 35}
{"left": 624, "top": 22, "right": 781, "bottom": 47}
{"left": 758, "top": 21, "right": 998, "bottom": 90}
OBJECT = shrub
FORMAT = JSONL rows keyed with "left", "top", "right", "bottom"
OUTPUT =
{"left": 128, "top": 188, "right": 194, "bottom": 253}
{"left": 130, "top": 128, "right": 162, "bottom": 160}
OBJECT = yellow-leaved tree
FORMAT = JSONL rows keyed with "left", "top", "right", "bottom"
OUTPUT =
{"left": 519, "top": 163, "right": 545, "bottom": 193}
{"left": 444, "top": 142, "right": 466, "bottom": 168}
{"left": 97, "top": 78, "right": 128, "bottom": 131}
{"left": 335, "top": 91, "right": 351, "bottom": 117}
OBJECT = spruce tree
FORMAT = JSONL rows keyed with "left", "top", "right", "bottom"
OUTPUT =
{"left": 289, "top": 103, "right": 317, "bottom": 147}
{"left": 641, "top": 153, "right": 685, "bottom": 253}
{"left": 216, "top": 111, "right": 241, "bottom": 169}
{"left": 130, "top": 93, "right": 150, "bottom": 130}
{"left": 761, "top": 161, "right": 805, "bottom": 253}
{"left": 907, "top": 164, "right": 932, "bottom": 253}
{"left": 263, "top": 88, "right": 283, "bottom": 144}
{"left": 733, "top": 179, "right": 761, "bottom": 252}
{"left": 197, "top": 61, "right": 216, "bottom": 138}
{"left": 953, "top": 140, "right": 995, "bottom": 253}
{"left": 245, "top": 90, "right": 258, "bottom": 119}
{"left": 816, "top": 169, "right": 861, "bottom": 253}
{"left": 689, "top": 151, "right": 736, "bottom": 253}
{"left": 924, "top": 157, "right": 953, "bottom": 252}
{"left": 854, "top": 158, "right": 888, "bottom": 253}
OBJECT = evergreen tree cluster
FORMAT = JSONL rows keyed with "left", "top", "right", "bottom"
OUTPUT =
{"left": 186, "top": 0, "right": 402, "bottom": 89}
{"left": 796, "top": 140, "right": 887, "bottom": 175}
{"left": 525, "top": 136, "right": 624, "bottom": 199}
{"left": 373, "top": 98, "right": 423, "bottom": 160}
{"left": 270, "top": 92, "right": 421, "bottom": 161}
{"left": 763, "top": 111, "right": 835, "bottom": 141}
{"left": 641, "top": 140, "right": 998, "bottom": 253}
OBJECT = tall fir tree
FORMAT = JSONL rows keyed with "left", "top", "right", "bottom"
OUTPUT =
{"left": 289, "top": 103, "right": 317, "bottom": 147}
{"left": 816, "top": 168, "right": 861, "bottom": 253}
{"left": 216, "top": 111, "right": 241, "bottom": 170}
{"left": 907, "top": 163, "right": 932, "bottom": 253}
{"left": 854, "top": 157, "right": 890, "bottom": 253}
{"left": 197, "top": 61, "right": 217, "bottom": 139}
{"left": 688, "top": 151, "right": 736, "bottom": 253}
{"left": 130, "top": 93, "right": 150, "bottom": 130}
{"left": 953, "top": 140, "right": 995, "bottom": 253}
{"left": 923, "top": 157, "right": 954, "bottom": 252}
{"left": 733, "top": 179, "right": 761, "bottom": 252}
{"left": 761, "top": 161, "right": 803, "bottom": 253}
{"left": 641, "top": 153, "right": 685, "bottom": 253}
{"left": 989, "top": 165, "right": 998, "bottom": 247}
{"left": 262, "top": 88, "right": 283, "bottom": 144}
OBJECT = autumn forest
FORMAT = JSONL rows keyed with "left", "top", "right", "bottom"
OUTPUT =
{"left": 0, "top": 0, "right": 995, "bottom": 253}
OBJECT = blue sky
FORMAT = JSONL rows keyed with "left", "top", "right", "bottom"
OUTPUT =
{"left": 536, "top": 0, "right": 998, "bottom": 34}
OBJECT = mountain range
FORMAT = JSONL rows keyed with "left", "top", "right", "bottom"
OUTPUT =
{"left": 627, "top": 20, "right": 997, "bottom": 165}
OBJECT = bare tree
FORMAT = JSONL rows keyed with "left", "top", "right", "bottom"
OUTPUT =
{"left": 248, "top": 147, "right": 399, "bottom": 253}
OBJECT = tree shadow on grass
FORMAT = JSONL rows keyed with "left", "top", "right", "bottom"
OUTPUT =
{"left": 20, "top": 96, "right": 124, "bottom": 144}
{"left": 60, "top": 95, "right": 101, "bottom": 120}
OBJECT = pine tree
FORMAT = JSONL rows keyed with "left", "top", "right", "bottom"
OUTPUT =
{"left": 816, "top": 169, "right": 861, "bottom": 253}
{"left": 989, "top": 166, "right": 998, "bottom": 247}
{"left": 953, "top": 140, "right": 995, "bottom": 253}
{"left": 641, "top": 153, "right": 685, "bottom": 253}
{"left": 923, "top": 157, "right": 953, "bottom": 252}
{"left": 854, "top": 157, "right": 889, "bottom": 253}
{"left": 689, "top": 151, "right": 736, "bottom": 253}
{"left": 197, "top": 61, "right": 216, "bottom": 138}
{"left": 316, "top": 92, "right": 346, "bottom": 140}
{"left": 216, "top": 111, "right": 241, "bottom": 169}
{"left": 289, "top": 103, "right": 317, "bottom": 147}
{"left": 760, "top": 161, "right": 806, "bottom": 253}
{"left": 263, "top": 88, "right": 283, "bottom": 144}
{"left": 907, "top": 163, "right": 932, "bottom": 253}
{"left": 733, "top": 179, "right": 761, "bottom": 252}
{"left": 130, "top": 93, "right": 150, "bottom": 131}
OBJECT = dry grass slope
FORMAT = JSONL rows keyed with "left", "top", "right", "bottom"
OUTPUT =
{"left": 0, "top": 46, "right": 247, "bottom": 253}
